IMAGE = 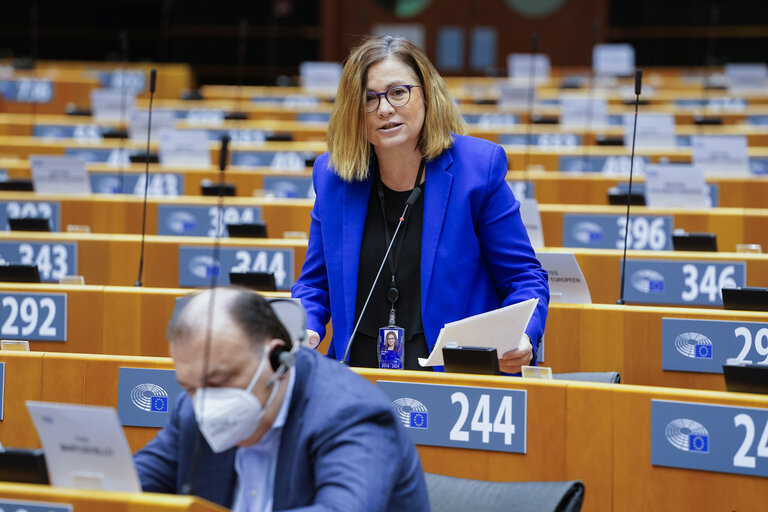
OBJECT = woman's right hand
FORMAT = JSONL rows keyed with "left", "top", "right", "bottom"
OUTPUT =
{"left": 305, "top": 329, "right": 321, "bottom": 349}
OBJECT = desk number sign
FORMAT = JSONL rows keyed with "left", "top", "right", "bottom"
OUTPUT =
{"left": 377, "top": 381, "right": 527, "bottom": 453}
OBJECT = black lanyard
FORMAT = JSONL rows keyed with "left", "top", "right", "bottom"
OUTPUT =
{"left": 375, "top": 158, "right": 425, "bottom": 325}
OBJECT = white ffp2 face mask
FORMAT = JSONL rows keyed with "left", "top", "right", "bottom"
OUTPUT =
{"left": 192, "top": 346, "right": 280, "bottom": 453}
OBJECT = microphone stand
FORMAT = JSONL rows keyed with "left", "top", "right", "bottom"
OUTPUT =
{"left": 617, "top": 69, "right": 643, "bottom": 305}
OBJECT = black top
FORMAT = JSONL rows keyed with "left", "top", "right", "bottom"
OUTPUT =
{"left": 351, "top": 171, "right": 429, "bottom": 370}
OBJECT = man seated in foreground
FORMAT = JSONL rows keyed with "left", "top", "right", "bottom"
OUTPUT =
{"left": 134, "top": 287, "right": 430, "bottom": 511}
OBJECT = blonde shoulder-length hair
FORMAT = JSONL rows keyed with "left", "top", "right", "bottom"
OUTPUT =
{"left": 327, "top": 35, "right": 467, "bottom": 182}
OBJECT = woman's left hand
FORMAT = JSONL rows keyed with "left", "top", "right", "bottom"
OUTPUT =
{"left": 498, "top": 334, "right": 533, "bottom": 374}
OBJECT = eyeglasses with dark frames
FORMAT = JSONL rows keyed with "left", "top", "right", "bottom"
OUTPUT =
{"left": 365, "top": 84, "right": 422, "bottom": 113}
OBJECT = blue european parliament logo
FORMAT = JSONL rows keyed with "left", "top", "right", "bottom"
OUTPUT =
{"left": 392, "top": 398, "right": 429, "bottom": 430}
{"left": 118, "top": 368, "right": 182, "bottom": 427}
{"left": 665, "top": 418, "right": 709, "bottom": 454}
{"left": 410, "top": 411, "right": 428, "bottom": 429}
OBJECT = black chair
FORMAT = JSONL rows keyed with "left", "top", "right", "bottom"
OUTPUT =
{"left": 425, "top": 473, "right": 585, "bottom": 512}
{"left": 553, "top": 372, "right": 621, "bottom": 384}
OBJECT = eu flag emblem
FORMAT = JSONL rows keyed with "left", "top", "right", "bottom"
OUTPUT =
{"left": 150, "top": 396, "right": 169, "bottom": 412}
{"left": 689, "top": 434, "right": 708, "bottom": 453}
{"left": 649, "top": 280, "right": 664, "bottom": 292}
{"left": 694, "top": 344, "right": 712, "bottom": 359}
{"left": 409, "top": 412, "right": 428, "bottom": 429}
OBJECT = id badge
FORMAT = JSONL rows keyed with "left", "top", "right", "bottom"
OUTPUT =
{"left": 378, "top": 326, "right": 405, "bottom": 370}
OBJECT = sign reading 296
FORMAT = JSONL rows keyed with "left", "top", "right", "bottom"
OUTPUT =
{"left": 0, "top": 292, "right": 67, "bottom": 341}
{"left": 0, "top": 241, "right": 77, "bottom": 282}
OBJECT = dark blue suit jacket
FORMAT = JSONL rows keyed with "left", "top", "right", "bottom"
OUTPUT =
{"left": 292, "top": 135, "right": 549, "bottom": 363}
{"left": 134, "top": 349, "right": 430, "bottom": 511}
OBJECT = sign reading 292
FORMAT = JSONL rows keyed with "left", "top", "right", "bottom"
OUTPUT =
{"left": 0, "top": 242, "right": 76, "bottom": 282}
{"left": 0, "top": 292, "right": 67, "bottom": 342}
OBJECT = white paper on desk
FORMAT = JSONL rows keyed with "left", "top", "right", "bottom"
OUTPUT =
{"left": 419, "top": 298, "right": 538, "bottom": 367}
{"left": 25, "top": 401, "right": 141, "bottom": 492}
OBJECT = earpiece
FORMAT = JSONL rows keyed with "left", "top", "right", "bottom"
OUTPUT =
{"left": 269, "top": 343, "right": 293, "bottom": 372}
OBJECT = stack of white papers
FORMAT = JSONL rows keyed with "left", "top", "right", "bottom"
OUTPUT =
{"left": 418, "top": 298, "right": 538, "bottom": 367}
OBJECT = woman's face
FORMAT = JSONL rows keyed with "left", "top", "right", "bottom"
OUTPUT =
{"left": 386, "top": 333, "right": 397, "bottom": 349}
{"left": 365, "top": 56, "right": 426, "bottom": 154}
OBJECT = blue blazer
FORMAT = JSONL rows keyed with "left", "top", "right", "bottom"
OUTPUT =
{"left": 134, "top": 348, "right": 429, "bottom": 511}
{"left": 292, "top": 135, "right": 549, "bottom": 363}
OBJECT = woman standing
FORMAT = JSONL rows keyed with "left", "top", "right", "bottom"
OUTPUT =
{"left": 292, "top": 35, "right": 549, "bottom": 374}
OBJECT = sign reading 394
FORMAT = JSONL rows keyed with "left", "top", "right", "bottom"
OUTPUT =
{"left": 178, "top": 246, "right": 294, "bottom": 290}
{"left": 0, "top": 292, "right": 67, "bottom": 341}
{"left": 0, "top": 241, "right": 77, "bottom": 282}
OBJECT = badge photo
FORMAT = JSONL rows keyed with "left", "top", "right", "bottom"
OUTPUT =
{"left": 379, "top": 327, "right": 405, "bottom": 370}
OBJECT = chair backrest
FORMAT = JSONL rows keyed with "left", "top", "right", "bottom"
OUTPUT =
{"left": 424, "top": 473, "right": 585, "bottom": 512}
{"left": 553, "top": 372, "right": 621, "bottom": 383}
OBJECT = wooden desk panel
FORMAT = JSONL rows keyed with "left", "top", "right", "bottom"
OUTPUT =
{"left": 538, "top": 204, "right": 768, "bottom": 252}
{"left": 507, "top": 170, "right": 768, "bottom": 209}
{"left": 609, "top": 385, "right": 768, "bottom": 511}
{"left": 0, "top": 232, "right": 308, "bottom": 289}
{"left": 2, "top": 283, "right": 767, "bottom": 391}
{"left": 0, "top": 482, "right": 226, "bottom": 511}
{"left": 2, "top": 352, "right": 767, "bottom": 512}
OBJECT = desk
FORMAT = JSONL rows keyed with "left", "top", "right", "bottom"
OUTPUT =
{"left": 538, "top": 204, "right": 768, "bottom": 252}
{"left": 0, "top": 283, "right": 765, "bottom": 392}
{"left": 551, "top": 248, "right": 768, "bottom": 304}
{"left": 0, "top": 232, "right": 308, "bottom": 289}
{"left": 0, "top": 482, "right": 225, "bottom": 511}
{"left": 507, "top": 170, "right": 768, "bottom": 208}
{"left": 0, "top": 192, "right": 314, "bottom": 237}
{"left": 1, "top": 351, "right": 766, "bottom": 511}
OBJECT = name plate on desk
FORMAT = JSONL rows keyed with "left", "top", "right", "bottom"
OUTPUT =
{"left": 262, "top": 176, "right": 314, "bottom": 199}
{"left": 662, "top": 318, "right": 768, "bottom": 373}
{"left": 559, "top": 155, "right": 649, "bottom": 174}
{"left": 0, "top": 292, "right": 67, "bottom": 342}
{"left": 34, "top": 124, "right": 104, "bottom": 141}
{"left": 0, "top": 200, "right": 61, "bottom": 231}
{"left": 232, "top": 151, "right": 314, "bottom": 170}
{"left": 0, "top": 78, "right": 53, "bottom": 103}
{"left": 178, "top": 246, "right": 294, "bottom": 290}
{"left": 563, "top": 214, "right": 673, "bottom": 250}
{"left": 499, "top": 133, "right": 580, "bottom": 148}
{"left": 652, "top": 400, "right": 768, "bottom": 478}
{"left": 622, "top": 259, "right": 746, "bottom": 306}
{"left": 0, "top": 241, "right": 77, "bottom": 282}
{"left": 89, "top": 172, "right": 183, "bottom": 196}
{"left": 377, "top": 381, "right": 527, "bottom": 453}
{"left": 157, "top": 204, "right": 263, "bottom": 237}
{"left": 0, "top": 499, "right": 71, "bottom": 512}
{"left": 117, "top": 367, "right": 183, "bottom": 428}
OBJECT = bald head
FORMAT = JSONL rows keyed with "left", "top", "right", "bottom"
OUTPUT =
{"left": 168, "top": 288, "right": 291, "bottom": 351}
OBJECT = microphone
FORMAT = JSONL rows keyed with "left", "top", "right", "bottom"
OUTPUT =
{"left": 181, "top": 134, "right": 230, "bottom": 496}
{"left": 134, "top": 68, "right": 157, "bottom": 287}
{"left": 341, "top": 187, "right": 421, "bottom": 365}
{"left": 617, "top": 69, "right": 642, "bottom": 305}
{"left": 521, "top": 31, "right": 538, "bottom": 195}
